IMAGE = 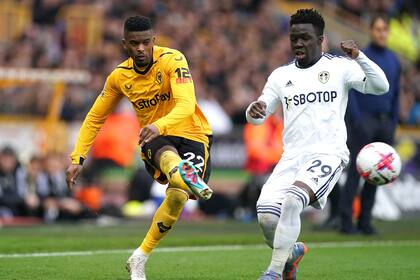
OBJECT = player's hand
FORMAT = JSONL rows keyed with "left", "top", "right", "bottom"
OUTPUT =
{"left": 340, "top": 40, "right": 360, "bottom": 59}
{"left": 139, "top": 124, "right": 160, "bottom": 147}
{"left": 248, "top": 101, "right": 267, "bottom": 119}
{"left": 66, "top": 164, "right": 83, "bottom": 190}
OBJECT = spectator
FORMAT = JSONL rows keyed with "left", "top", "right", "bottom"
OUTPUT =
{"left": 25, "top": 155, "right": 49, "bottom": 217}
{"left": 339, "top": 15, "right": 401, "bottom": 235}
{"left": 0, "top": 147, "right": 34, "bottom": 218}
{"left": 43, "top": 152, "right": 85, "bottom": 222}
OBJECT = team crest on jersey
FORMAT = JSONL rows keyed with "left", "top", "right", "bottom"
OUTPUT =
{"left": 318, "top": 71, "right": 330, "bottom": 84}
{"left": 155, "top": 71, "right": 163, "bottom": 85}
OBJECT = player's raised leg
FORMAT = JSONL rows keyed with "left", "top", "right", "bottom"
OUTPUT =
{"left": 127, "top": 139, "right": 212, "bottom": 280}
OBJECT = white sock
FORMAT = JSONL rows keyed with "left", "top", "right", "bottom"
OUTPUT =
{"left": 268, "top": 193, "right": 305, "bottom": 273}
{"left": 135, "top": 247, "right": 150, "bottom": 259}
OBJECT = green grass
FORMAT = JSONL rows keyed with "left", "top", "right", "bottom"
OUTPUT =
{"left": 0, "top": 218, "right": 420, "bottom": 279}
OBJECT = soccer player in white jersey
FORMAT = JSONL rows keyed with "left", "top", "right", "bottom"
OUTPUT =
{"left": 246, "top": 9, "right": 389, "bottom": 280}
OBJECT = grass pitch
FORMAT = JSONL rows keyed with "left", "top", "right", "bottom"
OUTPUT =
{"left": 0, "top": 218, "right": 419, "bottom": 280}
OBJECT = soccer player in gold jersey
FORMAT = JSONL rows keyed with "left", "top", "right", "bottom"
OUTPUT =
{"left": 65, "top": 16, "right": 213, "bottom": 280}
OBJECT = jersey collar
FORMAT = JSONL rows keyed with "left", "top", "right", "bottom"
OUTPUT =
{"left": 133, "top": 59, "right": 154, "bottom": 75}
{"left": 295, "top": 53, "right": 323, "bottom": 69}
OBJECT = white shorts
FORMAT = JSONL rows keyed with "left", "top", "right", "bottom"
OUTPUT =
{"left": 257, "top": 154, "right": 346, "bottom": 216}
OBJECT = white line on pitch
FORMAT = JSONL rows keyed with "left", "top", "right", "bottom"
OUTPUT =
{"left": 0, "top": 240, "right": 419, "bottom": 259}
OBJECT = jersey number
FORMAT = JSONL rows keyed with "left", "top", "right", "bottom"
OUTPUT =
{"left": 183, "top": 152, "right": 205, "bottom": 173}
{"left": 175, "top": 67, "right": 191, "bottom": 78}
{"left": 307, "top": 160, "right": 332, "bottom": 178}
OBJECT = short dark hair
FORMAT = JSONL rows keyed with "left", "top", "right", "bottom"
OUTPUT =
{"left": 124, "top": 16, "right": 153, "bottom": 33}
{"left": 290, "top": 9, "right": 325, "bottom": 36}
{"left": 370, "top": 14, "right": 389, "bottom": 28}
{"left": 1, "top": 146, "right": 15, "bottom": 156}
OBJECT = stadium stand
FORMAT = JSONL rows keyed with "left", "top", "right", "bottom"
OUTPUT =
{"left": 0, "top": 0, "right": 419, "bottom": 222}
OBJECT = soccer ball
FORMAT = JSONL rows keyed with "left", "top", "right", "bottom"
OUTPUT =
{"left": 356, "top": 142, "right": 401, "bottom": 186}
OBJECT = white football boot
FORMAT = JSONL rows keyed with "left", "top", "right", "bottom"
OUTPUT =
{"left": 126, "top": 248, "right": 148, "bottom": 280}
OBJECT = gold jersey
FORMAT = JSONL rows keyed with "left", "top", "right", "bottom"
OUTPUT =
{"left": 71, "top": 46, "right": 212, "bottom": 164}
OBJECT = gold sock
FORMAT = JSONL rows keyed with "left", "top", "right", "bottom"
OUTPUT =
{"left": 159, "top": 150, "right": 190, "bottom": 193}
{"left": 140, "top": 188, "right": 188, "bottom": 254}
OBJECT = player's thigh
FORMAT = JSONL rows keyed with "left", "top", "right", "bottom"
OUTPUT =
{"left": 295, "top": 154, "right": 345, "bottom": 209}
{"left": 178, "top": 137, "right": 212, "bottom": 183}
{"left": 256, "top": 158, "right": 298, "bottom": 217}
{"left": 140, "top": 136, "right": 181, "bottom": 184}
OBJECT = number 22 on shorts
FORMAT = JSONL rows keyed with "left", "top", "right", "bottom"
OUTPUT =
{"left": 183, "top": 152, "right": 205, "bottom": 173}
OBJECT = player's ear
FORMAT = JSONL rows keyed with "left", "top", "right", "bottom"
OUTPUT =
{"left": 318, "top": 35, "right": 324, "bottom": 45}
{"left": 122, "top": 38, "right": 128, "bottom": 51}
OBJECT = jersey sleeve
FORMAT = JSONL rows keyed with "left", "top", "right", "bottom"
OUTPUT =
{"left": 152, "top": 52, "right": 196, "bottom": 134}
{"left": 344, "top": 52, "right": 389, "bottom": 95}
{"left": 246, "top": 71, "right": 281, "bottom": 125}
{"left": 70, "top": 72, "right": 123, "bottom": 164}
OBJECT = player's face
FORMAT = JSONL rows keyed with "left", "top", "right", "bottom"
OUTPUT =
{"left": 370, "top": 18, "right": 388, "bottom": 48}
{"left": 123, "top": 30, "right": 155, "bottom": 67}
{"left": 290, "top": 24, "right": 323, "bottom": 67}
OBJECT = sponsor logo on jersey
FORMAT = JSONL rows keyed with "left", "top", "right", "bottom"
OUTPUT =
{"left": 285, "top": 96, "right": 292, "bottom": 110}
{"left": 124, "top": 83, "right": 133, "bottom": 90}
{"left": 285, "top": 80, "right": 294, "bottom": 87}
{"left": 284, "top": 90, "right": 337, "bottom": 109}
{"left": 136, "top": 92, "right": 171, "bottom": 109}
{"left": 318, "top": 71, "right": 330, "bottom": 84}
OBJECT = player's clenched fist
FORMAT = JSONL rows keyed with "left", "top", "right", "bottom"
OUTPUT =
{"left": 139, "top": 124, "right": 160, "bottom": 147}
{"left": 248, "top": 101, "right": 267, "bottom": 119}
{"left": 341, "top": 40, "right": 360, "bottom": 59}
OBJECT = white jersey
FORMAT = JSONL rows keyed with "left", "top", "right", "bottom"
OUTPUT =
{"left": 246, "top": 52, "right": 389, "bottom": 162}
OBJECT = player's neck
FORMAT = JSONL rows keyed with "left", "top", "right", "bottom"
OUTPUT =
{"left": 134, "top": 60, "right": 152, "bottom": 72}
{"left": 295, "top": 53, "right": 322, "bottom": 69}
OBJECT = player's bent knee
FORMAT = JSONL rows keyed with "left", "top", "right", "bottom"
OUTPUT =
{"left": 166, "top": 188, "right": 189, "bottom": 208}
{"left": 257, "top": 213, "right": 279, "bottom": 248}
{"left": 282, "top": 194, "right": 304, "bottom": 217}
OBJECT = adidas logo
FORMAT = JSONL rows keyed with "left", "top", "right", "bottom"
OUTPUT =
{"left": 311, "top": 177, "right": 319, "bottom": 184}
{"left": 286, "top": 80, "right": 293, "bottom": 87}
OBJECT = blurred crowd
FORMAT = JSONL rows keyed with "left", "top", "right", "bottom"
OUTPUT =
{"left": 0, "top": 142, "right": 160, "bottom": 223}
{"left": 1, "top": 0, "right": 420, "bottom": 223}
{"left": 0, "top": 0, "right": 420, "bottom": 125}
{"left": 0, "top": 146, "right": 91, "bottom": 223}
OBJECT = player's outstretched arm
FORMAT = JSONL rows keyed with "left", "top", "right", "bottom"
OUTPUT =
{"left": 246, "top": 101, "right": 267, "bottom": 125}
{"left": 68, "top": 73, "right": 123, "bottom": 188}
{"left": 341, "top": 40, "right": 389, "bottom": 95}
{"left": 246, "top": 71, "right": 281, "bottom": 125}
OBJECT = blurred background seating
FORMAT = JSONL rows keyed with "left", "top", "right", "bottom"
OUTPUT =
{"left": 0, "top": 0, "right": 419, "bottom": 224}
